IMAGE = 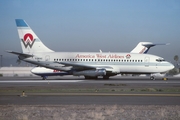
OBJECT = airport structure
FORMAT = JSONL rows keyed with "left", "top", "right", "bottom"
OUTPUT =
{"left": 0, "top": 67, "right": 35, "bottom": 77}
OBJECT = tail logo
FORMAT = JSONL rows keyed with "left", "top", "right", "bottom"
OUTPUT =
{"left": 139, "top": 47, "right": 146, "bottom": 54}
{"left": 21, "top": 33, "right": 35, "bottom": 48}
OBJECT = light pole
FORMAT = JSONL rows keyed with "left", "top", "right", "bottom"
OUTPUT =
{"left": 0, "top": 55, "right": 2, "bottom": 68}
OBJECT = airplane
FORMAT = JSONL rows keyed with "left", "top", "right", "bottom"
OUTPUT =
{"left": 8, "top": 19, "right": 174, "bottom": 80}
{"left": 31, "top": 42, "right": 168, "bottom": 79}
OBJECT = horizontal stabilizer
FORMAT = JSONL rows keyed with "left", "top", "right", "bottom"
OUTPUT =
{"left": 6, "top": 51, "right": 33, "bottom": 58}
{"left": 142, "top": 43, "right": 169, "bottom": 48}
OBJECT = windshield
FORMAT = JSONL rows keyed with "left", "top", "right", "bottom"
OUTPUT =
{"left": 156, "top": 58, "right": 165, "bottom": 62}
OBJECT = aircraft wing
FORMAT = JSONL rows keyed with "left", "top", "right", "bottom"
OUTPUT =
{"left": 7, "top": 51, "right": 33, "bottom": 58}
{"left": 56, "top": 62, "right": 113, "bottom": 71}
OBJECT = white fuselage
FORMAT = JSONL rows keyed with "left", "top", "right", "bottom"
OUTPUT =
{"left": 24, "top": 52, "right": 174, "bottom": 75}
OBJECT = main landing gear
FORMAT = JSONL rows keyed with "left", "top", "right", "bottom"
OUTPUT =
{"left": 150, "top": 76, "right": 155, "bottom": 80}
{"left": 103, "top": 76, "right": 109, "bottom": 80}
{"left": 42, "top": 76, "right": 47, "bottom": 80}
{"left": 84, "top": 76, "right": 110, "bottom": 80}
{"left": 84, "top": 76, "right": 98, "bottom": 79}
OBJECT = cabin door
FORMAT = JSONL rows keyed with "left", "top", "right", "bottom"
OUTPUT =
{"left": 144, "top": 56, "right": 150, "bottom": 67}
{"left": 45, "top": 55, "right": 50, "bottom": 61}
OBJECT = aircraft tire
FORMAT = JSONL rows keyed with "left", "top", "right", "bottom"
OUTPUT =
{"left": 42, "top": 76, "right": 47, "bottom": 80}
{"left": 84, "top": 76, "right": 98, "bottom": 79}
{"left": 150, "top": 76, "right": 155, "bottom": 80}
{"left": 103, "top": 76, "right": 109, "bottom": 80}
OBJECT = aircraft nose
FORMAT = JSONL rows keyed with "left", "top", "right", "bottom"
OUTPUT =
{"left": 169, "top": 63, "right": 175, "bottom": 70}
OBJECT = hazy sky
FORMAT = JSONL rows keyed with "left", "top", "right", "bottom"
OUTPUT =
{"left": 0, "top": 0, "right": 180, "bottom": 66}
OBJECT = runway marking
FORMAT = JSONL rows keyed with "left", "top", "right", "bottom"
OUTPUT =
{"left": 31, "top": 93, "right": 180, "bottom": 97}
{"left": 1, "top": 93, "right": 180, "bottom": 97}
{"left": 0, "top": 80, "right": 180, "bottom": 84}
{"left": 0, "top": 80, "right": 85, "bottom": 83}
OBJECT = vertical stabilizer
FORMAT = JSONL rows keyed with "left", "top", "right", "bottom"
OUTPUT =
{"left": 15, "top": 19, "right": 54, "bottom": 53}
{"left": 130, "top": 42, "right": 168, "bottom": 54}
{"left": 130, "top": 42, "right": 151, "bottom": 54}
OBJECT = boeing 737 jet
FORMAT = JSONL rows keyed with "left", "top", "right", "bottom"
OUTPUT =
{"left": 31, "top": 42, "right": 168, "bottom": 79}
{"left": 8, "top": 19, "right": 174, "bottom": 80}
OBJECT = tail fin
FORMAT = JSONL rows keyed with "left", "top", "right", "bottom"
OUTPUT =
{"left": 130, "top": 42, "right": 168, "bottom": 54}
{"left": 131, "top": 42, "right": 151, "bottom": 54}
{"left": 15, "top": 19, "right": 54, "bottom": 53}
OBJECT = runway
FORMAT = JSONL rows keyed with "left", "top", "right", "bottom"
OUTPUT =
{"left": 1, "top": 95, "right": 180, "bottom": 105}
{"left": 0, "top": 76, "right": 180, "bottom": 87}
{"left": 0, "top": 76, "right": 180, "bottom": 82}
{"left": 0, "top": 76, "right": 180, "bottom": 105}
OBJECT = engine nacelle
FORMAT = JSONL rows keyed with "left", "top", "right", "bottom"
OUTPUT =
{"left": 105, "top": 66, "right": 120, "bottom": 74}
{"left": 73, "top": 69, "right": 106, "bottom": 77}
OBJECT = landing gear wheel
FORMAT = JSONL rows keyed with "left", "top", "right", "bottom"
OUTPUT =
{"left": 150, "top": 76, "right": 155, "bottom": 80}
{"left": 103, "top": 76, "right": 109, "bottom": 80}
{"left": 42, "top": 76, "right": 47, "bottom": 80}
{"left": 84, "top": 76, "right": 98, "bottom": 79}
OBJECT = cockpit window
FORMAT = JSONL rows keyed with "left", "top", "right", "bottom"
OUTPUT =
{"left": 156, "top": 58, "right": 165, "bottom": 62}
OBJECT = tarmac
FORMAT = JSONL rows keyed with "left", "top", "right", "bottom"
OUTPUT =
{"left": 0, "top": 76, "right": 180, "bottom": 105}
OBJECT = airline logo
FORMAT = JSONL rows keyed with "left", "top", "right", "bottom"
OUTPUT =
{"left": 53, "top": 70, "right": 61, "bottom": 72}
{"left": 126, "top": 54, "right": 131, "bottom": 59}
{"left": 21, "top": 33, "right": 35, "bottom": 48}
{"left": 139, "top": 47, "right": 146, "bottom": 54}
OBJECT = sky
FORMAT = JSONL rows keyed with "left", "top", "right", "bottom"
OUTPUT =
{"left": 0, "top": 0, "right": 180, "bottom": 66}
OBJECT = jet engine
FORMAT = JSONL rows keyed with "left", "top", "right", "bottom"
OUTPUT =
{"left": 73, "top": 69, "right": 106, "bottom": 77}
